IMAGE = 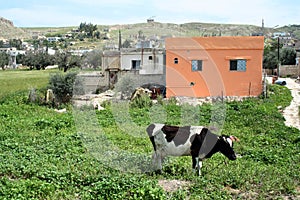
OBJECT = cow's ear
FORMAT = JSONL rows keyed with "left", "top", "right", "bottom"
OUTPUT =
{"left": 230, "top": 135, "right": 240, "bottom": 142}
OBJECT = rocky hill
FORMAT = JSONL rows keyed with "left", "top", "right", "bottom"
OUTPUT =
{"left": 111, "top": 22, "right": 265, "bottom": 38}
{"left": 0, "top": 17, "right": 30, "bottom": 40}
{"left": 1, "top": 16, "right": 299, "bottom": 45}
{"left": 22, "top": 22, "right": 268, "bottom": 50}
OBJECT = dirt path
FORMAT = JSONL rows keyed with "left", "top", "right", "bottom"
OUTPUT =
{"left": 281, "top": 78, "right": 300, "bottom": 130}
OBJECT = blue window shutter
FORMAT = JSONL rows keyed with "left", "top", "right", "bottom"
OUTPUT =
{"left": 237, "top": 60, "right": 246, "bottom": 71}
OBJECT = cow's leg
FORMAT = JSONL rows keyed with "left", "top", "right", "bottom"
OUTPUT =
{"left": 152, "top": 151, "right": 162, "bottom": 173}
{"left": 157, "top": 151, "right": 163, "bottom": 171}
{"left": 151, "top": 151, "right": 157, "bottom": 168}
{"left": 192, "top": 156, "right": 203, "bottom": 176}
{"left": 192, "top": 155, "right": 197, "bottom": 169}
{"left": 198, "top": 159, "right": 203, "bottom": 176}
{"left": 195, "top": 157, "right": 201, "bottom": 176}
{"left": 192, "top": 156, "right": 199, "bottom": 175}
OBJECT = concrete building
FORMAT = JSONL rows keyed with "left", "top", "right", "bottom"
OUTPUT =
{"left": 102, "top": 48, "right": 165, "bottom": 87}
{"left": 165, "top": 36, "right": 265, "bottom": 97}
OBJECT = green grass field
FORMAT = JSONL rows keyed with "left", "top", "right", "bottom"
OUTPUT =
{"left": 0, "top": 70, "right": 299, "bottom": 199}
{"left": 0, "top": 69, "right": 55, "bottom": 98}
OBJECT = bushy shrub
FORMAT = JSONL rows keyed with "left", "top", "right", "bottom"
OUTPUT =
{"left": 27, "top": 87, "right": 49, "bottom": 105}
{"left": 114, "top": 74, "right": 139, "bottom": 99}
{"left": 156, "top": 95, "right": 164, "bottom": 105}
{"left": 130, "top": 93, "right": 153, "bottom": 109}
{"left": 48, "top": 72, "right": 84, "bottom": 104}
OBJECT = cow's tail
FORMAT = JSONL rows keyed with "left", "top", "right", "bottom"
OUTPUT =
{"left": 147, "top": 124, "right": 157, "bottom": 151}
{"left": 149, "top": 136, "right": 156, "bottom": 151}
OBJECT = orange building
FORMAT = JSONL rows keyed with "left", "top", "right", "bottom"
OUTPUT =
{"left": 165, "top": 36, "right": 264, "bottom": 98}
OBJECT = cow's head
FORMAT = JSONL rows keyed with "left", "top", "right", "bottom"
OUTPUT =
{"left": 218, "top": 135, "right": 239, "bottom": 160}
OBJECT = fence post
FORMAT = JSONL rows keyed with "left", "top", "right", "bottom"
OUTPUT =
{"left": 248, "top": 82, "right": 252, "bottom": 96}
{"left": 263, "top": 72, "right": 267, "bottom": 98}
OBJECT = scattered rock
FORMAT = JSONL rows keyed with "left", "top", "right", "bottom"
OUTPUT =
{"left": 158, "top": 179, "right": 190, "bottom": 193}
{"left": 72, "top": 90, "right": 115, "bottom": 109}
{"left": 54, "top": 108, "right": 67, "bottom": 113}
{"left": 224, "top": 186, "right": 240, "bottom": 195}
{"left": 91, "top": 99, "right": 105, "bottom": 110}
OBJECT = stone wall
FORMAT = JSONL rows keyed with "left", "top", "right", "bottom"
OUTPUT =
{"left": 279, "top": 65, "right": 300, "bottom": 78}
{"left": 78, "top": 71, "right": 165, "bottom": 95}
{"left": 121, "top": 71, "right": 165, "bottom": 86}
{"left": 265, "top": 65, "right": 300, "bottom": 78}
{"left": 78, "top": 72, "right": 108, "bottom": 94}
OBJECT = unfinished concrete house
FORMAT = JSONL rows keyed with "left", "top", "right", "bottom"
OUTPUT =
{"left": 102, "top": 48, "right": 166, "bottom": 87}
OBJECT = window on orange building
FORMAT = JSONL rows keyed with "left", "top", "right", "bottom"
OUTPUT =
{"left": 174, "top": 58, "right": 178, "bottom": 64}
{"left": 191, "top": 60, "right": 202, "bottom": 71}
{"left": 230, "top": 59, "right": 246, "bottom": 71}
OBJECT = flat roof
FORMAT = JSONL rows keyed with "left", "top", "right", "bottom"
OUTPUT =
{"left": 166, "top": 36, "right": 264, "bottom": 50}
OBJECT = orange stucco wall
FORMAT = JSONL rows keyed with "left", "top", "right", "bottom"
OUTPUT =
{"left": 165, "top": 36, "right": 264, "bottom": 98}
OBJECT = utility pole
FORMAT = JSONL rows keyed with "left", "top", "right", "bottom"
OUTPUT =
{"left": 272, "top": 25, "right": 280, "bottom": 77}
{"left": 261, "top": 18, "right": 264, "bottom": 36}
{"left": 118, "top": 29, "right": 122, "bottom": 51}
{"left": 277, "top": 37, "right": 280, "bottom": 77}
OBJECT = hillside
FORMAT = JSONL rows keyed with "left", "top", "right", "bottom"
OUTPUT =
{"left": 24, "top": 22, "right": 266, "bottom": 38}
{"left": 101, "top": 22, "right": 299, "bottom": 41}
{"left": 1, "top": 16, "right": 299, "bottom": 47}
{"left": 23, "top": 22, "right": 272, "bottom": 36}
{"left": 0, "top": 17, "right": 30, "bottom": 40}
{"left": 21, "top": 22, "right": 267, "bottom": 50}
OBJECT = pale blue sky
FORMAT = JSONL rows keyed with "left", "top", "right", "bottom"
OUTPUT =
{"left": 1, "top": 0, "right": 299, "bottom": 27}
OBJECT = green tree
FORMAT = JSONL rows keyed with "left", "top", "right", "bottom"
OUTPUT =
{"left": 18, "top": 51, "right": 55, "bottom": 70}
{"left": 68, "top": 55, "right": 82, "bottom": 69}
{"left": 280, "top": 48, "right": 296, "bottom": 65}
{"left": 138, "top": 30, "right": 143, "bottom": 39}
{"left": 79, "top": 22, "right": 98, "bottom": 38}
{"left": 0, "top": 40, "right": 4, "bottom": 48}
{"left": 263, "top": 38, "right": 283, "bottom": 69}
{"left": 82, "top": 50, "right": 102, "bottom": 69}
{"left": 94, "top": 31, "right": 101, "bottom": 39}
{"left": 19, "top": 51, "right": 35, "bottom": 69}
{"left": 9, "top": 39, "right": 22, "bottom": 50}
{"left": 122, "top": 39, "right": 132, "bottom": 48}
{"left": 32, "top": 40, "right": 40, "bottom": 50}
{"left": 263, "top": 38, "right": 297, "bottom": 69}
{"left": 55, "top": 52, "right": 69, "bottom": 72}
{"left": 37, "top": 52, "right": 55, "bottom": 70}
{"left": 114, "top": 74, "right": 139, "bottom": 99}
{"left": 55, "top": 52, "right": 82, "bottom": 72}
{"left": 263, "top": 51, "right": 278, "bottom": 70}
{"left": 48, "top": 71, "right": 84, "bottom": 104}
{"left": 0, "top": 52, "right": 9, "bottom": 70}
{"left": 16, "top": 54, "right": 25, "bottom": 65}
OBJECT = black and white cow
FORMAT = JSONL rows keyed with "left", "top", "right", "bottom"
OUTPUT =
{"left": 146, "top": 123, "right": 239, "bottom": 175}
